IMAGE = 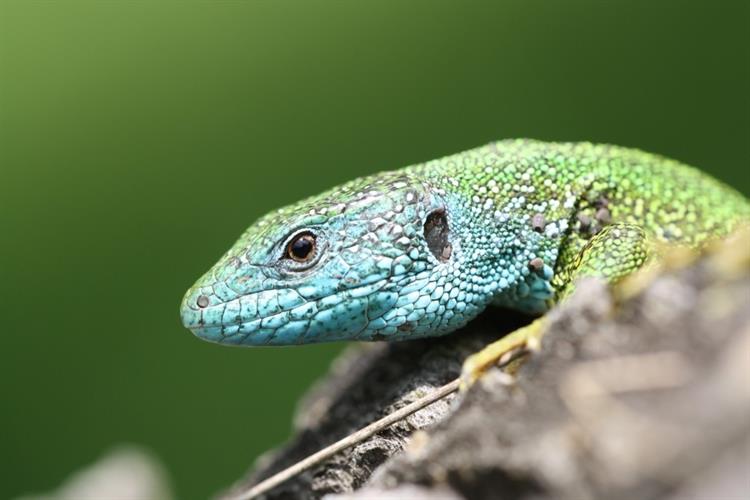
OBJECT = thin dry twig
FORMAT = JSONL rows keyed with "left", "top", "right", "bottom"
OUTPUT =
{"left": 225, "top": 378, "right": 460, "bottom": 500}
{"left": 226, "top": 343, "right": 530, "bottom": 499}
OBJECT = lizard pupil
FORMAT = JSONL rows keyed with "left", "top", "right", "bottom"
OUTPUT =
{"left": 287, "top": 233, "right": 316, "bottom": 262}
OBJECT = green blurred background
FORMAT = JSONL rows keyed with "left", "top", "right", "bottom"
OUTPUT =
{"left": 1, "top": 1, "right": 748, "bottom": 498}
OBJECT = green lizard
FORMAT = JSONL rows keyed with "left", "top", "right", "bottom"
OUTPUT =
{"left": 180, "top": 140, "right": 749, "bottom": 384}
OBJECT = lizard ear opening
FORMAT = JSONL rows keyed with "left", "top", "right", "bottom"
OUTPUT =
{"left": 424, "top": 209, "right": 452, "bottom": 262}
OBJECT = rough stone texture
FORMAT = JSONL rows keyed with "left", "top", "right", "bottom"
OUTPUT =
{"left": 227, "top": 310, "right": 531, "bottom": 499}
{"left": 229, "top": 234, "right": 750, "bottom": 500}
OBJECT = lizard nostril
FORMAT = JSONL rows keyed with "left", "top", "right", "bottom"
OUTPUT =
{"left": 196, "top": 295, "right": 210, "bottom": 308}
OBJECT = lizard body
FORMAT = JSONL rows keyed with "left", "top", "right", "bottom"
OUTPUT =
{"left": 181, "top": 140, "right": 749, "bottom": 347}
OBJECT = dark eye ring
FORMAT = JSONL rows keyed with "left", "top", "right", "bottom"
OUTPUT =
{"left": 286, "top": 232, "right": 317, "bottom": 263}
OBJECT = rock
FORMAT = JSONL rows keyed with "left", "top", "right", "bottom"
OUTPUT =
{"left": 228, "top": 232, "right": 750, "bottom": 500}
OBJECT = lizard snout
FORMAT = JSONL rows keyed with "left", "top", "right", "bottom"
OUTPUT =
{"left": 179, "top": 287, "right": 226, "bottom": 342}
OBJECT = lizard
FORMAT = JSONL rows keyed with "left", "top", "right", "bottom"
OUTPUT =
{"left": 180, "top": 139, "right": 750, "bottom": 386}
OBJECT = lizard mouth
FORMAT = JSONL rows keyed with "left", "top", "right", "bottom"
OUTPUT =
{"left": 180, "top": 276, "right": 404, "bottom": 346}
{"left": 181, "top": 303, "right": 276, "bottom": 346}
{"left": 180, "top": 284, "right": 322, "bottom": 346}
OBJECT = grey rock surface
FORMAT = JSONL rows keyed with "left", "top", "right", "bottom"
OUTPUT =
{"left": 228, "top": 236, "right": 750, "bottom": 500}
{"left": 228, "top": 310, "right": 530, "bottom": 499}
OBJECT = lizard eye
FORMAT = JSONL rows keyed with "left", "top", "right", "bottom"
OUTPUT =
{"left": 286, "top": 232, "right": 317, "bottom": 263}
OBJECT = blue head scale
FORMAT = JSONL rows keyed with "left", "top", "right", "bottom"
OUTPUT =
{"left": 180, "top": 173, "right": 480, "bottom": 345}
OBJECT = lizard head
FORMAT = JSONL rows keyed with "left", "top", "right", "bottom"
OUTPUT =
{"left": 180, "top": 172, "right": 485, "bottom": 345}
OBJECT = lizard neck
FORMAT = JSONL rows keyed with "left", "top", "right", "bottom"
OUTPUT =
{"left": 438, "top": 189, "right": 560, "bottom": 316}
{"left": 407, "top": 140, "right": 605, "bottom": 314}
